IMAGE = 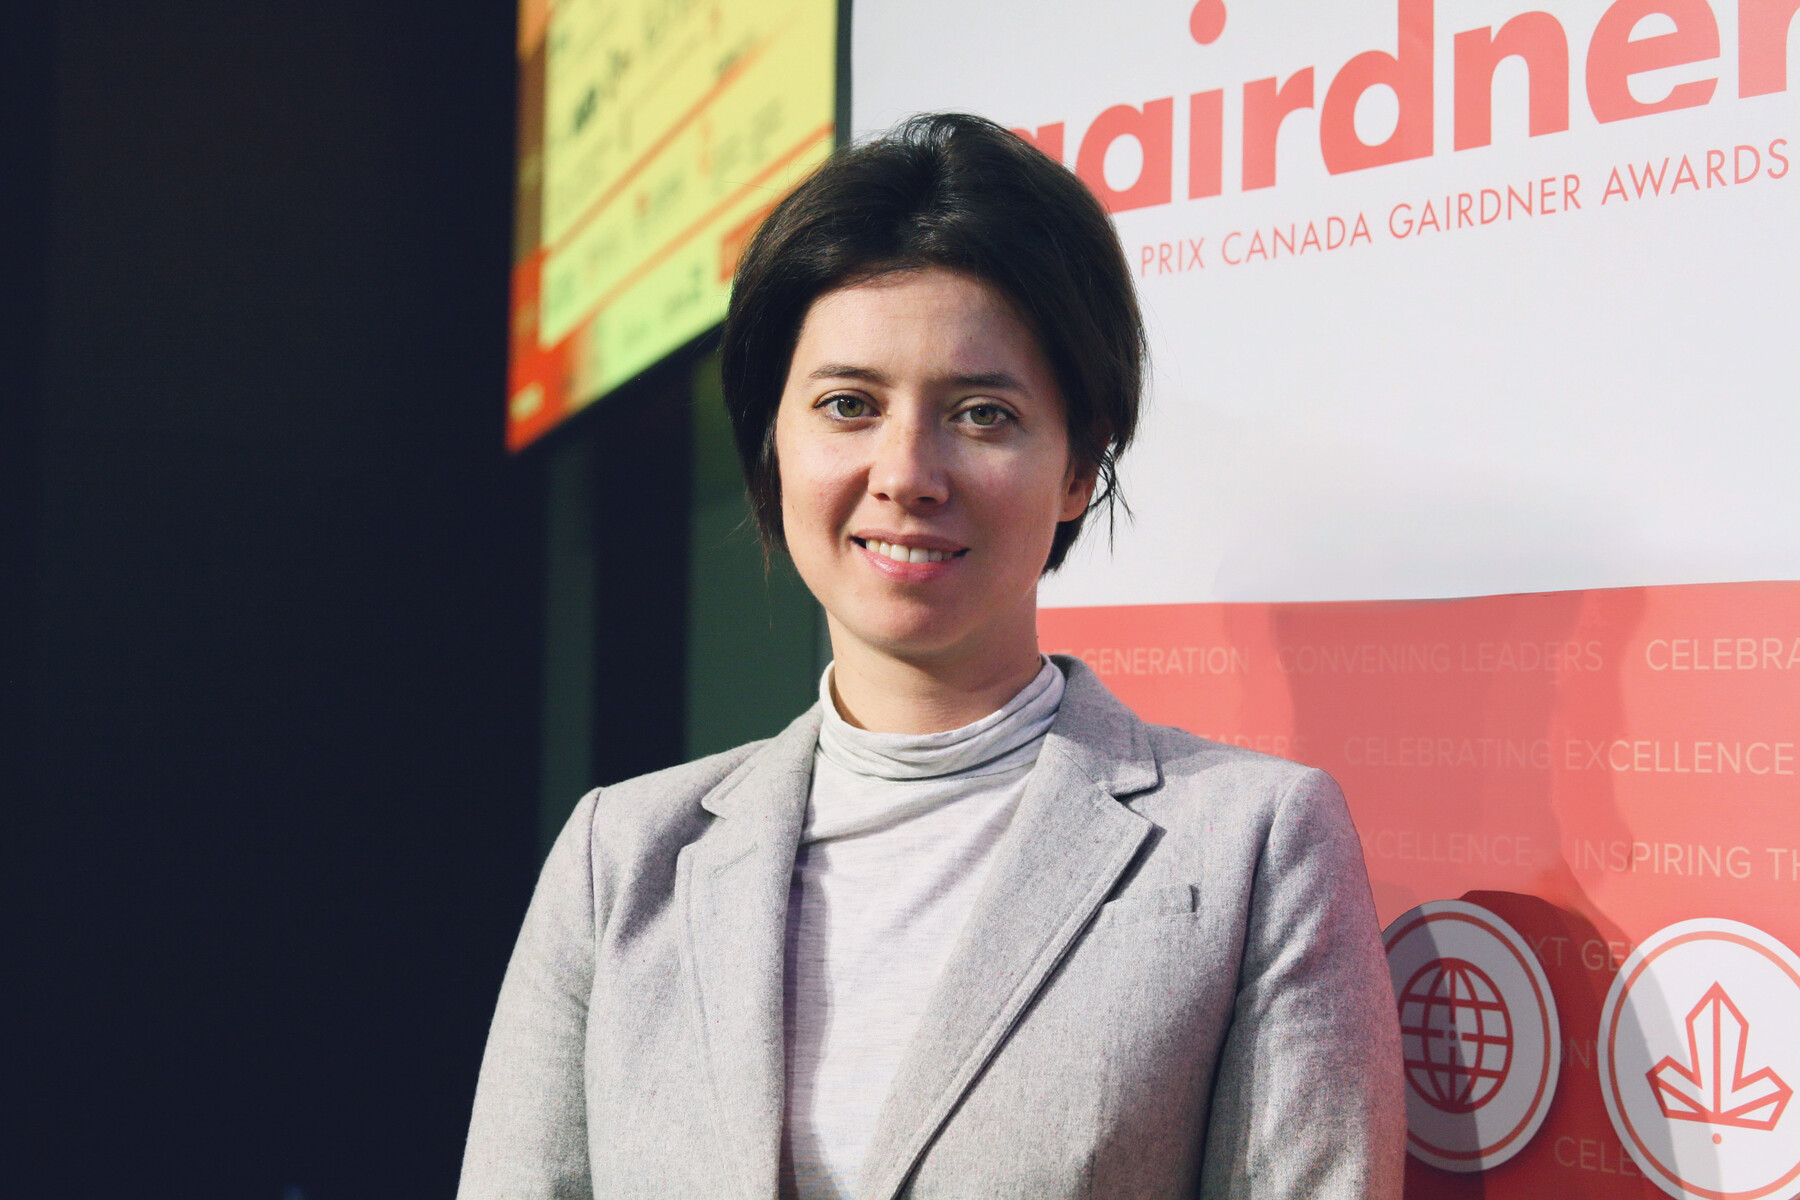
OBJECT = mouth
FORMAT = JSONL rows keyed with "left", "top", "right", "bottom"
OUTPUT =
{"left": 851, "top": 536, "right": 969, "bottom": 565}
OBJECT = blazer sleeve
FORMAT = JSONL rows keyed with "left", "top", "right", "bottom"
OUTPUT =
{"left": 458, "top": 789, "right": 601, "bottom": 1200}
{"left": 1197, "top": 768, "right": 1406, "bottom": 1200}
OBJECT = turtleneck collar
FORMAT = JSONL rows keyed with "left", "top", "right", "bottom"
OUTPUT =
{"left": 815, "top": 656, "right": 1066, "bottom": 782}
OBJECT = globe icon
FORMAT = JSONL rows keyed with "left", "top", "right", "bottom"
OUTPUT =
{"left": 1398, "top": 957, "right": 1514, "bottom": 1113}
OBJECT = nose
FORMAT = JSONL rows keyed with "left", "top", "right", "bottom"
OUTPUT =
{"left": 867, "top": 413, "right": 949, "bottom": 510}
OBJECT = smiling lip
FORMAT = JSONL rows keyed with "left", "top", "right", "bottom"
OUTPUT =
{"left": 850, "top": 535, "right": 968, "bottom": 580}
{"left": 851, "top": 534, "right": 969, "bottom": 565}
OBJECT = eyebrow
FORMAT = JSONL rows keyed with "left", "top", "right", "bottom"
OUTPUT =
{"left": 806, "top": 364, "right": 1027, "bottom": 391}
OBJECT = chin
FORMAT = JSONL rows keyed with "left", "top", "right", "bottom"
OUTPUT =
{"left": 848, "top": 611, "right": 980, "bottom": 662}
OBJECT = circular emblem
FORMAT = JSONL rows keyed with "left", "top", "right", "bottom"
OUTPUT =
{"left": 1397, "top": 957, "right": 1514, "bottom": 1113}
{"left": 1384, "top": 900, "right": 1561, "bottom": 1172}
{"left": 1599, "top": 919, "right": 1800, "bottom": 1200}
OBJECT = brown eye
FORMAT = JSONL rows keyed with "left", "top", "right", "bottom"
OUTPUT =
{"left": 823, "top": 395, "right": 870, "bottom": 419}
{"left": 964, "top": 403, "right": 1008, "bottom": 427}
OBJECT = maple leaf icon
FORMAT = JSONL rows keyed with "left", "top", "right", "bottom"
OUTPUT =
{"left": 1647, "top": 982, "right": 1793, "bottom": 1131}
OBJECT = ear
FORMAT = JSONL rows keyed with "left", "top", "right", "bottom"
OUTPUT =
{"left": 1059, "top": 457, "right": 1099, "bottom": 523}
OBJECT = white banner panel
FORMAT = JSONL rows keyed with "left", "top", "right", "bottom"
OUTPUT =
{"left": 853, "top": 0, "right": 1799, "bottom": 604}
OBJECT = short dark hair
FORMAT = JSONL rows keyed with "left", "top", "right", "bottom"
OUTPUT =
{"left": 720, "top": 112, "right": 1144, "bottom": 572}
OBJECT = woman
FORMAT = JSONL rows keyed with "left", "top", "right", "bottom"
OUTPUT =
{"left": 460, "top": 114, "right": 1404, "bottom": 1200}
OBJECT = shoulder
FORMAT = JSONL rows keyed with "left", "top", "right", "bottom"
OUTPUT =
{"left": 1145, "top": 722, "right": 1335, "bottom": 809}
{"left": 567, "top": 699, "right": 819, "bottom": 847}
{"left": 579, "top": 737, "right": 774, "bottom": 845}
{"left": 1138, "top": 721, "right": 1349, "bottom": 847}
{"left": 592, "top": 739, "right": 770, "bottom": 810}
{"left": 1049, "top": 655, "right": 1348, "bottom": 849}
{"left": 541, "top": 725, "right": 810, "bottom": 927}
{"left": 1051, "top": 653, "right": 1336, "bottom": 815}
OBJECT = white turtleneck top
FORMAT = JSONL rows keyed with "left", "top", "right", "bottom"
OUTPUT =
{"left": 778, "top": 657, "right": 1066, "bottom": 1200}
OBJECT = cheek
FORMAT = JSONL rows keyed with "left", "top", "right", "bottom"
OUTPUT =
{"left": 775, "top": 438, "right": 854, "bottom": 537}
{"left": 977, "top": 456, "right": 1076, "bottom": 532}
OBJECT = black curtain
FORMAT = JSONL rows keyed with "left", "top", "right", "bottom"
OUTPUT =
{"left": 10, "top": 1, "right": 547, "bottom": 1194}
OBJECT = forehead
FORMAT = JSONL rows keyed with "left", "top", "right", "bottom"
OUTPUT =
{"left": 788, "top": 268, "right": 1054, "bottom": 387}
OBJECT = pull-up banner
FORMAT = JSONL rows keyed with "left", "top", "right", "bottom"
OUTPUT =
{"left": 855, "top": 1, "right": 1798, "bottom": 1196}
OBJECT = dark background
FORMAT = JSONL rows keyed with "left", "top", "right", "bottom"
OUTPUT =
{"left": 0, "top": 0, "right": 701, "bottom": 1194}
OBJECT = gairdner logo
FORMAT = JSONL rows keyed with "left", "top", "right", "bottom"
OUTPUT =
{"left": 1384, "top": 900, "right": 1562, "bottom": 1172}
{"left": 1601, "top": 919, "right": 1800, "bottom": 1200}
{"left": 1014, "top": 0, "right": 1800, "bottom": 214}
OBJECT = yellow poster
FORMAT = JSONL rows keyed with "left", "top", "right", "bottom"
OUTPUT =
{"left": 509, "top": 0, "right": 836, "bottom": 448}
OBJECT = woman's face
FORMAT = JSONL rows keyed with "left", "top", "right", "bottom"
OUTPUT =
{"left": 773, "top": 267, "right": 1093, "bottom": 671}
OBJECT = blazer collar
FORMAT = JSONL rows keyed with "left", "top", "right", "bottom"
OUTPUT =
{"left": 699, "top": 702, "right": 821, "bottom": 821}
{"left": 1041, "top": 653, "right": 1161, "bottom": 798}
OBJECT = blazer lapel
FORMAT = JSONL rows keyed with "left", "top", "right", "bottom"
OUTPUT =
{"left": 856, "top": 659, "right": 1162, "bottom": 1200}
{"left": 677, "top": 707, "right": 820, "bottom": 1200}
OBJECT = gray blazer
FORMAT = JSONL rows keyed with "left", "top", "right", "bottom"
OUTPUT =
{"left": 459, "top": 657, "right": 1404, "bottom": 1199}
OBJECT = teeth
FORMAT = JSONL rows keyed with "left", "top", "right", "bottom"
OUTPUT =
{"left": 864, "top": 540, "right": 951, "bottom": 564}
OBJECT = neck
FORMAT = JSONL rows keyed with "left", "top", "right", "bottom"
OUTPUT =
{"left": 827, "top": 622, "right": 1046, "bottom": 735}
